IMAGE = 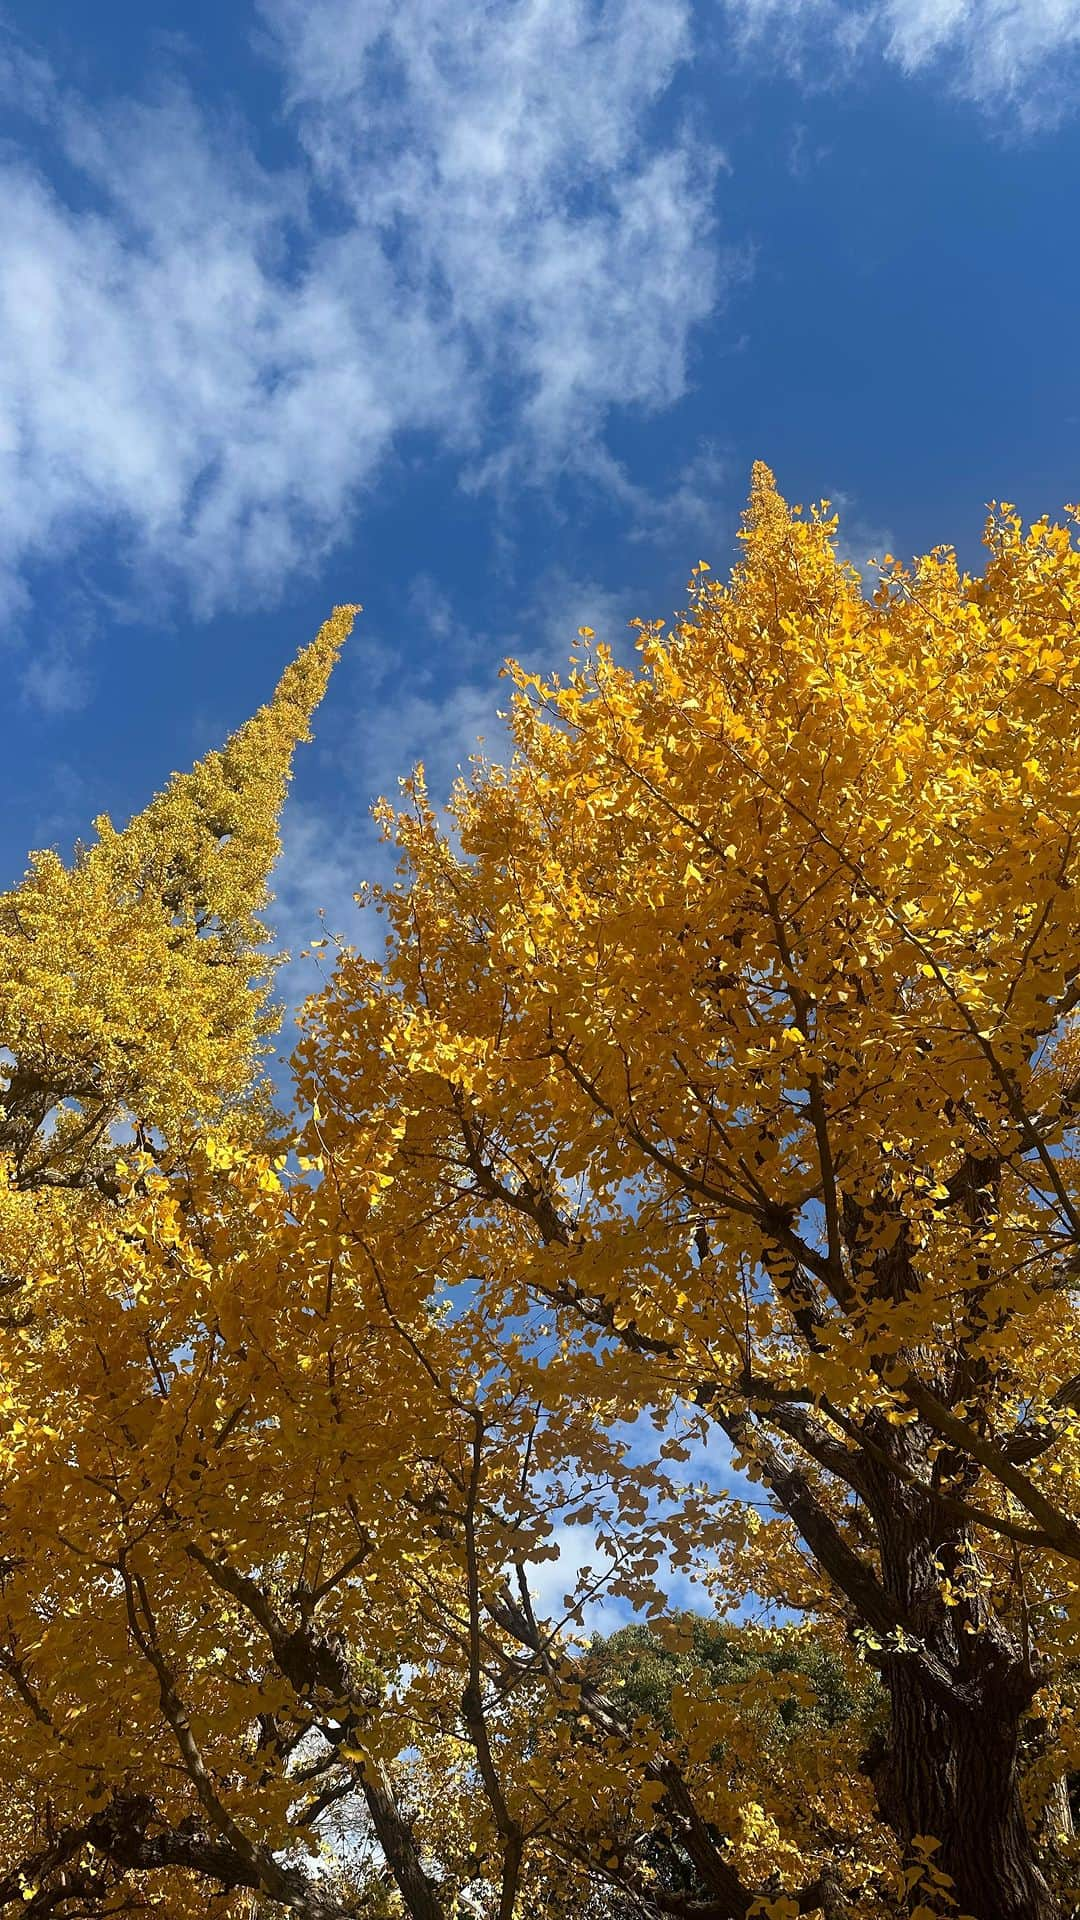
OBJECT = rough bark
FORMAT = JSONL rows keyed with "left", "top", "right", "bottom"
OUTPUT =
{"left": 864, "top": 1449, "right": 1056, "bottom": 1920}
{"left": 866, "top": 1673, "right": 1056, "bottom": 1920}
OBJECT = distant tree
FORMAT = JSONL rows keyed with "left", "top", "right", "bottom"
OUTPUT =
{"left": 570, "top": 1616, "right": 882, "bottom": 1917}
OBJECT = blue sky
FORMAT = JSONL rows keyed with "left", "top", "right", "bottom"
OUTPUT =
{"left": 3, "top": 0, "right": 1080, "bottom": 998}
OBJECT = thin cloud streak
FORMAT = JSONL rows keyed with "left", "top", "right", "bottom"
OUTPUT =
{"left": 724, "top": 0, "right": 1080, "bottom": 122}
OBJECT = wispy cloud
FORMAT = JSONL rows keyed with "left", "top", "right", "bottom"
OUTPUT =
{"left": 3, "top": 0, "right": 1067, "bottom": 666}
{"left": 881, "top": 0, "right": 1080, "bottom": 112}
{"left": 624, "top": 439, "right": 733, "bottom": 557}
{"left": 260, "top": 0, "right": 720, "bottom": 456}
{"left": 0, "top": 81, "right": 461, "bottom": 628}
{"left": 723, "top": 0, "right": 1080, "bottom": 123}
{"left": 0, "top": 0, "right": 722, "bottom": 633}
{"left": 19, "top": 641, "right": 90, "bottom": 716}
{"left": 270, "top": 609, "right": 510, "bottom": 1004}
{"left": 825, "top": 485, "right": 897, "bottom": 589}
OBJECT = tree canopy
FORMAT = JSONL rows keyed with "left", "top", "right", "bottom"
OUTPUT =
{"left": 3, "top": 474, "right": 1080, "bottom": 1920}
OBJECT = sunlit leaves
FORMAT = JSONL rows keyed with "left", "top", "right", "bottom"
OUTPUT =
{"left": 9, "top": 472, "right": 1080, "bottom": 1916}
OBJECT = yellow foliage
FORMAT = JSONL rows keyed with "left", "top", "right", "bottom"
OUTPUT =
{"left": 9, "top": 473, "right": 1080, "bottom": 1918}
{"left": 0, "top": 606, "right": 356, "bottom": 1185}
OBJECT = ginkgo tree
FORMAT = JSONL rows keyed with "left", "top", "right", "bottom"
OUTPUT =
{"left": 5, "top": 472, "right": 1080, "bottom": 1920}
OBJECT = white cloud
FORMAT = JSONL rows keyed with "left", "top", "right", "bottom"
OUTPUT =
{"left": 0, "top": 0, "right": 721, "bottom": 631}
{"left": 19, "top": 640, "right": 89, "bottom": 715}
{"left": 524, "top": 1409, "right": 751, "bottom": 1634}
{"left": 0, "top": 87, "right": 462, "bottom": 628}
{"left": 624, "top": 439, "right": 733, "bottom": 556}
{"left": 270, "top": 629, "right": 510, "bottom": 1006}
{"left": 881, "top": 0, "right": 1080, "bottom": 106}
{"left": 1, "top": 0, "right": 1073, "bottom": 654}
{"left": 261, "top": 0, "right": 724, "bottom": 481}
{"left": 260, "top": 0, "right": 719, "bottom": 455}
{"left": 522, "top": 567, "right": 638, "bottom": 666}
{"left": 526, "top": 1521, "right": 633, "bottom": 1634}
{"left": 827, "top": 485, "right": 897, "bottom": 589}
{"left": 269, "top": 798, "right": 375, "bottom": 1028}
{"left": 723, "top": 0, "right": 1080, "bottom": 120}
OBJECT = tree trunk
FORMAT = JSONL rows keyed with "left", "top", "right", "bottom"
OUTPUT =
{"left": 867, "top": 1665, "right": 1057, "bottom": 1920}
{"left": 865, "top": 1471, "right": 1057, "bottom": 1920}
{"left": 1043, "top": 1772, "right": 1074, "bottom": 1846}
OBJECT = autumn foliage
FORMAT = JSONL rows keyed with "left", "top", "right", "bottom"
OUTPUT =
{"left": 4, "top": 474, "right": 1080, "bottom": 1919}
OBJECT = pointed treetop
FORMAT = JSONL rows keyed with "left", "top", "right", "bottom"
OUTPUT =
{"left": 738, "top": 460, "right": 793, "bottom": 553}
{"left": 0, "top": 605, "right": 358, "bottom": 1183}
{"left": 110, "top": 603, "right": 358, "bottom": 942}
{"left": 727, "top": 461, "right": 857, "bottom": 632}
